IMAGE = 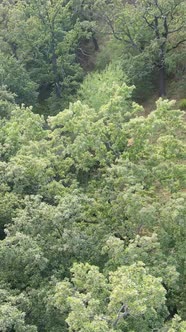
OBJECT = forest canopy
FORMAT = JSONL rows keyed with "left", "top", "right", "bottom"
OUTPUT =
{"left": 0, "top": 0, "right": 186, "bottom": 332}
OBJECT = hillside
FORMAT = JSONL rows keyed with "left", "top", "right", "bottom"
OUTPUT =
{"left": 0, "top": 1, "right": 186, "bottom": 331}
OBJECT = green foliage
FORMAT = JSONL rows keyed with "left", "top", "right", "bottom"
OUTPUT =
{"left": 79, "top": 63, "right": 128, "bottom": 110}
{"left": 103, "top": 233, "right": 179, "bottom": 289}
{"left": 162, "top": 315, "right": 186, "bottom": 332}
{"left": 0, "top": 289, "right": 37, "bottom": 332}
{"left": 0, "top": 85, "right": 16, "bottom": 118}
{"left": 51, "top": 261, "right": 166, "bottom": 331}
{"left": 0, "top": 63, "right": 185, "bottom": 331}
{"left": 0, "top": 0, "right": 94, "bottom": 112}
{"left": 0, "top": 52, "right": 38, "bottom": 106}
{"left": 97, "top": 0, "right": 186, "bottom": 97}
{"left": 178, "top": 98, "right": 186, "bottom": 110}
{"left": 0, "top": 104, "right": 46, "bottom": 160}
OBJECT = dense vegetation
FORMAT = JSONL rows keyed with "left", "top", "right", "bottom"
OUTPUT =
{"left": 0, "top": 0, "right": 186, "bottom": 331}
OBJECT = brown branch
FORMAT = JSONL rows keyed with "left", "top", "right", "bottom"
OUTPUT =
{"left": 168, "top": 26, "right": 184, "bottom": 34}
{"left": 77, "top": 48, "right": 91, "bottom": 57}
{"left": 153, "top": 0, "right": 163, "bottom": 15}
{"left": 125, "top": 27, "right": 138, "bottom": 49}
{"left": 163, "top": 16, "right": 168, "bottom": 38}
{"left": 142, "top": 15, "right": 155, "bottom": 30}
{"left": 167, "top": 39, "right": 186, "bottom": 52}
{"left": 113, "top": 304, "right": 130, "bottom": 327}
{"left": 104, "top": 14, "right": 122, "bottom": 41}
{"left": 55, "top": 225, "right": 63, "bottom": 237}
{"left": 154, "top": 16, "right": 160, "bottom": 39}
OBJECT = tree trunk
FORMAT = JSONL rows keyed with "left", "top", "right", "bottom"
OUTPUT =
{"left": 51, "top": 52, "right": 61, "bottom": 98}
{"left": 92, "top": 35, "right": 99, "bottom": 51}
{"left": 51, "top": 35, "right": 61, "bottom": 98}
{"left": 159, "top": 48, "right": 166, "bottom": 97}
{"left": 159, "top": 64, "right": 166, "bottom": 97}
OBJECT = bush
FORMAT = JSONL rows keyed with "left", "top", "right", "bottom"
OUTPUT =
{"left": 178, "top": 98, "right": 186, "bottom": 110}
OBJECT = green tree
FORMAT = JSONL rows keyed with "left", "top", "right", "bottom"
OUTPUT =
{"left": 99, "top": 0, "right": 186, "bottom": 96}
{"left": 51, "top": 261, "right": 167, "bottom": 331}
{"left": 0, "top": 69, "right": 185, "bottom": 330}
{"left": 0, "top": 289, "right": 37, "bottom": 331}
{"left": 0, "top": 0, "right": 93, "bottom": 111}
{"left": 0, "top": 53, "right": 38, "bottom": 106}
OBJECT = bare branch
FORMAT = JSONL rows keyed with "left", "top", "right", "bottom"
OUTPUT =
{"left": 154, "top": 16, "right": 160, "bottom": 39}
{"left": 163, "top": 16, "right": 168, "bottom": 38}
{"left": 55, "top": 225, "right": 63, "bottom": 237}
{"left": 125, "top": 27, "right": 138, "bottom": 49}
{"left": 168, "top": 26, "right": 184, "bottom": 34}
{"left": 142, "top": 15, "right": 155, "bottom": 30}
{"left": 153, "top": 0, "right": 163, "bottom": 15}
{"left": 104, "top": 14, "right": 122, "bottom": 41}
{"left": 167, "top": 39, "right": 186, "bottom": 52}
{"left": 113, "top": 304, "right": 130, "bottom": 327}
{"left": 77, "top": 48, "right": 91, "bottom": 57}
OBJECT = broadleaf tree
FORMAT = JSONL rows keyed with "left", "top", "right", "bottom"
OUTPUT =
{"left": 0, "top": 66, "right": 185, "bottom": 330}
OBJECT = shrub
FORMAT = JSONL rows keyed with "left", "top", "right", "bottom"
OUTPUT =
{"left": 178, "top": 98, "right": 186, "bottom": 110}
